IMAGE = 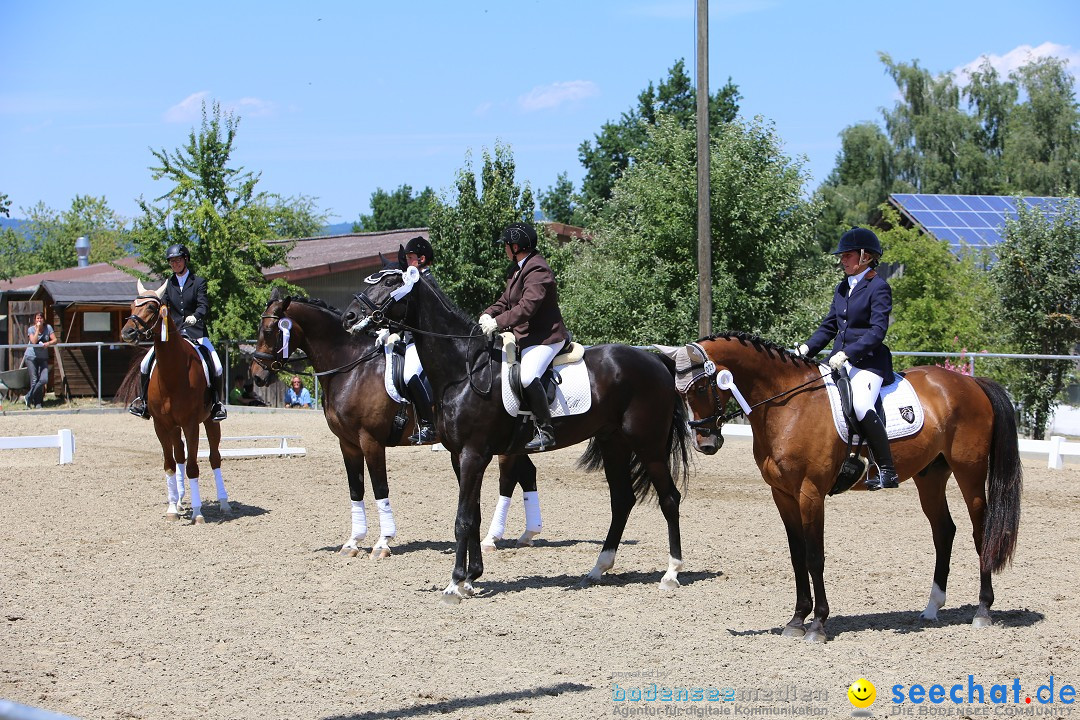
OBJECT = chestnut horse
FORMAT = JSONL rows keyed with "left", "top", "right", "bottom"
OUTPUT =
{"left": 250, "top": 287, "right": 540, "bottom": 558}
{"left": 667, "top": 333, "right": 1022, "bottom": 642}
{"left": 120, "top": 283, "right": 228, "bottom": 524}
{"left": 343, "top": 267, "right": 691, "bottom": 603}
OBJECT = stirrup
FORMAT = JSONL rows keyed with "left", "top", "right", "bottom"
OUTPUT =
{"left": 865, "top": 467, "right": 899, "bottom": 491}
{"left": 128, "top": 398, "right": 150, "bottom": 419}
{"left": 524, "top": 426, "right": 554, "bottom": 452}
{"left": 409, "top": 424, "right": 436, "bottom": 445}
{"left": 210, "top": 403, "right": 227, "bottom": 422}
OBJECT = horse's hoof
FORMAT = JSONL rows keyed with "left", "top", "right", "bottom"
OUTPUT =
{"left": 919, "top": 611, "right": 940, "bottom": 622}
{"left": 658, "top": 576, "right": 681, "bottom": 592}
{"left": 517, "top": 530, "right": 539, "bottom": 546}
{"left": 481, "top": 537, "right": 498, "bottom": 552}
{"left": 340, "top": 546, "right": 360, "bottom": 558}
{"left": 219, "top": 500, "right": 232, "bottom": 516}
{"left": 804, "top": 630, "right": 828, "bottom": 644}
{"left": 370, "top": 547, "right": 391, "bottom": 560}
{"left": 440, "top": 589, "right": 463, "bottom": 605}
{"left": 166, "top": 512, "right": 179, "bottom": 521}
{"left": 972, "top": 616, "right": 992, "bottom": 628}
{"left": 781, "top": 625, "right": 806, "bottom": 639}
{"left": 192, "top": 515, "right": 205, "bottom": 525}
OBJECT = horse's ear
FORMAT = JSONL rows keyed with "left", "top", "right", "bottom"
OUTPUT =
{"left": 685, "top": 343, "right": 708, "bottom": 366}
{"left": 397, "top": 244, "right": 407, "bottom": 268}
{"left": 652, "top": 344, "right": 682, "bottom": 362}
{"left": 269, "top": 286, "right": 285, "bottom": 303}
{"left": 137, "top": 279, "right": 147, "bottom": 295}
{"left": 155, "top": 282, "right": 167, "bottom": 299}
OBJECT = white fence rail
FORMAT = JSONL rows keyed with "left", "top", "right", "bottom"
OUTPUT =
{"left": 720, "top": 425, "right": 1079, "bottom": 470}
{"left": 0, "top": 429, "right": 75, "bottom": 464}
{"left": 191, "top": 434, "right": 305, "bottom": 459}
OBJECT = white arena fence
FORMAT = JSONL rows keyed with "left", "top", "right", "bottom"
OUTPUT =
{"left": 190, "top": 435, "right": 305, "bottom": 459}
{"left": 0, "top": 429, "right": 74, "bottom": 464}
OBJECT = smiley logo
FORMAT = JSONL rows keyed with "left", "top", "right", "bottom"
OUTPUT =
{"left": 847, "top": 678, "right": 876, "bottom": 708}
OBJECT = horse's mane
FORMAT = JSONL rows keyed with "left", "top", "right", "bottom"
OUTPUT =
{"left": 700, "top": 331, "right": 818, "bottom": 368}
{"left": 421, "top": 274, "right": 476, "bottom": 327}
{"left": 289, "top": 295, "right": 343, "bottom": 318}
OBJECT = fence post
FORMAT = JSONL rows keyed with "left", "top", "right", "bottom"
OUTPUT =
{"left": 1048, "top": 435, "right": 1065, "bottom": 469}
{"left": 96, "top": 342, "right": 103, "bottom": 406}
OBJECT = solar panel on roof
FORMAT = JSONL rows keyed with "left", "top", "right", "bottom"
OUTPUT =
{"left": 888, "top": 193, "right": 1070, "bottom": 255}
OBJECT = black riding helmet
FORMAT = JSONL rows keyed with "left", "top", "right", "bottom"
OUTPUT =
{"left": 404, "top": 235, "right": 435, "bottom": 266}
{"left": 166, "top": 243, "right": 190, "bottom": 261}
{"left": 496, "top": 222, "right": 538, "bottom": 252}
{"left": 831, "top": 227, "right": 882, "bottom": 257}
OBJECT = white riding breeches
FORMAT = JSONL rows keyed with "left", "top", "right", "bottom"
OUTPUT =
{"left": 403, "top": 343, "right": 422, "bottom": 384}
{"left": 140, "top": 338, "right": 222, "bottom": 377}
{"left": 520, "top": 340, "right": 565, "bottom": 387}
{"left": 848, "top": 365, "right": 884, "bottom": 420}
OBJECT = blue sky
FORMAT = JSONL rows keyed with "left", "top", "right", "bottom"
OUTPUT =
{"left": 2, "top": 1, "right": 1078, "bottom": 225}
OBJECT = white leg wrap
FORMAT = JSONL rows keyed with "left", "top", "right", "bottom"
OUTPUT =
{"left": 921, "top": 582, "right": 947, "bottom": 621}
{"left": 166, "top": 472, "right": 179, "bottom": 504}
{"left": 350, "top": 501, "right": 368, "bottom": 543}
{"left": 518, "top": 490, "right": 542, "bottom": 545}
{"left": 487, "top": 496, "right": 512, "bottom": 540}
{"left": 176, "top": 463, "right": 186, "bottom": 502}
{"left": 376, "top": 497, "right": 396, "bottom": 539}
{"left": 189, "top": 477, "right": 202, "bottom": 516}
{"left": 213, "top": 467, "right": 227, "bottom": 502}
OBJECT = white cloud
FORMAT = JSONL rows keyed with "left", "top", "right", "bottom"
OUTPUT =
{"left": 473, "top": 101, "right": 494, "bottom": 117}
{"left": 164, "top": 91, "right": 276, "bottom": 123}
{"left": 518, "top": 81, "right": 599, "bottom": 112}
{"left": 163, "top": 91, "right": 210, "bottom": 123}
{"left": 954, "top": 42, "right": 1080, "bottom": 83}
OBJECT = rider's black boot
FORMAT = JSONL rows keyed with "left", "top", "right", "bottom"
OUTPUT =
{"left": 128, "top": 370, "right": 152, "bottom": 419}
{"left": 523, "top": 379, "right": 555, "bottom": 452}
{"left": 210, "top": 377, "right": 227, "bottom": 422}
{"left": 860, "top": 409, "right": 899, "bottom": 490}
{"left": 406, "top": 375, "right": 436, "bottom": 444}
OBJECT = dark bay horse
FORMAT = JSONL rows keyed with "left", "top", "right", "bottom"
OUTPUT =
{"left": 342, "top": 267, "right": 691, "bottom": 603}
{"left": 667, "top": 333, "right": 1022, "bottom": 642}
{"left": 250, "top": 287, "right": 539, "bottom": 558}
{"left": 120, "top": 282, "right": 228, "bottom": 524}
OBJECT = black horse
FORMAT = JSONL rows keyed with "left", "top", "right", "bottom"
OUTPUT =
{"left": 343, "top": 267, "right": 691, "bottom": 603}
{"left": 251, "top": 287, "right": 540, "bottom": 558}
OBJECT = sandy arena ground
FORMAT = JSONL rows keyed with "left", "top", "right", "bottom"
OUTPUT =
{"left": 1, "top": 408, "right": 1078, "bottom": 719}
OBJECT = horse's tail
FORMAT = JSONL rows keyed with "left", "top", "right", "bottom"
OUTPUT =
{"left": 973, "top": 375, "right": 1023, "bottom": 573}
{"left": 115, "top": 349, "right": 149, "bottom": 405}
{"left": 578, "top": 363, "right": 693, "bottom": 502}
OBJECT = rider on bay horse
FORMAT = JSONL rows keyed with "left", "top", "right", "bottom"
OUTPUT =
{"left": 401, "top": 235, "right": 438, "bottom": 444}
{"left": 478, "top": 222, "right": 570, "bottom": 452}
{"left": 797, "top": 227, "right": 899, "bottom": 490}
{"left": 129, "top": 243, "right": 227, "bottom": 422}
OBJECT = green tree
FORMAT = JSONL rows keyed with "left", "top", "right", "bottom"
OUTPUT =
{"left": 576, "top": 59, "right": 740, "bottom": 211}
{"left": 353, "top": 184, "right": 435, "bottom": 232}
{"left": 428, "top": 142, "right": 537, "bottom": 315}
{"left": 539, "top": 172, "right": 578, "bottom": 225}
{"left": 0, "top": 191, "right": 19, "bottom": 281}
{"left": 876, "top": 205, "right": 995, "bottom": 362}
{"left": 559, "top": 114, "right": 830, "bottom": 346}
{"left": 1003, "top": 56, "right": 1080, "bottom": 196}
{"left": 0, "top": 195, "right": 128, "bottom": 279}
{"left": 990, "top": 198, "right": 1080, "bottom": 439}
{"left": 128, "top": 101, "right": 314, "bottom": 342}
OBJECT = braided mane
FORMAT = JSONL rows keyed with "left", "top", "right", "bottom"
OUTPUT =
{"left": 700, "top": 331, "right": 817, "bottom": 367}
{"left": 289, "top": 295, "right": 343, "bottom": 317}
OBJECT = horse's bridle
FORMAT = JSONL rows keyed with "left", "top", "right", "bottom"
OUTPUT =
{"left": 253, "top": 304, "right": 312, "bottom": 374}
{"left": 125, "top": 296, "right": 162, "bottom": 341}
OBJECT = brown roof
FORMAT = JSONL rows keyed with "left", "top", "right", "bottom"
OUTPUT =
{"left": 263, "top": 228, "right": 428, "bottom": 281}
{"left": 0, "top": 256, "right": 148, "bottom": 293}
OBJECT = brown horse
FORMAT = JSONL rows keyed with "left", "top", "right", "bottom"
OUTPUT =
{"left": 250, "top": 287, "right": 540, "bottom": 558}
{"left": 666, "top": 333, "right": 1022, "bottom": 643}
{"left": 120, "top": 283, "right": 228, "bottom": 524}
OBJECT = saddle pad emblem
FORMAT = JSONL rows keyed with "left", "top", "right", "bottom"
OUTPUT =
{"left": 900, "top": 406, "right": 915, "bottom": 424}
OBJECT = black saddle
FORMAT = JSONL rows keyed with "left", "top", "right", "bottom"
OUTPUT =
{"left": 505, "top": 338, "right": 572, "bottom": 411}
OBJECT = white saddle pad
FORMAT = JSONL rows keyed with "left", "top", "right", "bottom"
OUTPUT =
{"left": 820, "top": 366, "right": 924, "bottom": 442}
{"left": 184, "top": 339, "right": 211, "bottom": 386}
{"left": 500, "top": 345, "right": 592, "bottom": 418}
{"left": 381, "top": 334, "right": 406, "bottom": 404}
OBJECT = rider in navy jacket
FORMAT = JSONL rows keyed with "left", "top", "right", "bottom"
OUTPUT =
{"left": 799, "top": 227, "right": 899, "bottom": 490}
